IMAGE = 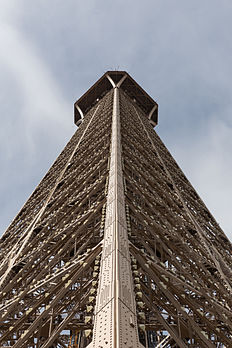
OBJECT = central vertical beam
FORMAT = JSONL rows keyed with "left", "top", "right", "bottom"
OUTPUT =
{"left": 91, "top": 87, "right": 140, "bottom": 347}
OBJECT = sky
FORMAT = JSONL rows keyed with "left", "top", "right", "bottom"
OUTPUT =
{"left": 0, "top": 0, "right": 232, "bottom": 241}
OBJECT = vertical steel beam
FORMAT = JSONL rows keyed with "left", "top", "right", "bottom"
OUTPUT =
{"left": 91, "top": 87, "right": 140, "bottom": 347}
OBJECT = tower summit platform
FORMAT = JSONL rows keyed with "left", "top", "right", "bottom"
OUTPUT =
{"left": 74, "top": 71, "right": 158, "bottom": 127}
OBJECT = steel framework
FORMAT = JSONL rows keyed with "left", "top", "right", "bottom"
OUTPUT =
{"left": 0, "top": 71, "right": 231, "bottom": 347}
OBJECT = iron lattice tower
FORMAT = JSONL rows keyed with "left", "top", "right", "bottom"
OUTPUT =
{"left": 0, "top": 72, "right": 232, "bottom": 348}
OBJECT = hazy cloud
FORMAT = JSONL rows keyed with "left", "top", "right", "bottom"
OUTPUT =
{"left": 1, "top": 0, "right": 232, "bottom": 240}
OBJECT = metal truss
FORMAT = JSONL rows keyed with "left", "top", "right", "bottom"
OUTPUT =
{"left": 0, "top": 90, "right": 113, "bottom": 347}
{"left": 0, "top": 72, "right": 231, "bottom": 347}
{"left": 120, "top": 89, "right": 232, "bottom": 347}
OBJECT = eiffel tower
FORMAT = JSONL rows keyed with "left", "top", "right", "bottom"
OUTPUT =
{"left": 0, "top": 71, "right": 231, "bottom": 348}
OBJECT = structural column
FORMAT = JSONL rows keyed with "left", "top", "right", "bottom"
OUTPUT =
{"left": 91, "top": 87, "right": 140, "bottom": 347}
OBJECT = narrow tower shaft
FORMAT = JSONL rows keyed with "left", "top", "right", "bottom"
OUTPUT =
{"left": 0, "top": 71, "right": 231, "bottom": 347}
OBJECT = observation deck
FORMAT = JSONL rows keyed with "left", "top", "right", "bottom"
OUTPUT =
{"left": 74, "top": 71, "right": 158, "bottom": 127}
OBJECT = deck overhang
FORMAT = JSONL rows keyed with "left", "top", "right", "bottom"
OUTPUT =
{"left": 74, "top": 71, "right": 158, "bottom": 127}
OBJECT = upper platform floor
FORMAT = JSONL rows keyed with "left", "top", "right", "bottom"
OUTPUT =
{"left": 74, "top": 71, "right": 158, "bottom": 127}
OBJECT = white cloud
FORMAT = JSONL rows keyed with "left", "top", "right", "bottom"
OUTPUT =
{"left": 0, "top": 0, "right": 232, "bottom": 243}
{"left": 0, "top": 3, "right": 74, "bottom": 233}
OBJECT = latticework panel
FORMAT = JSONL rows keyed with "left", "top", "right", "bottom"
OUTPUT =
{"left": 120, "top": 90, "right": 232, "bottom": 347}
{"left": 0, "top": 90, "right": 114, "bottom": 347}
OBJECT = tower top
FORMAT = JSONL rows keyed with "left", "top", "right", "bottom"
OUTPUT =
{"left": 74, "top": 71, "right": 158, "bottom": 127}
